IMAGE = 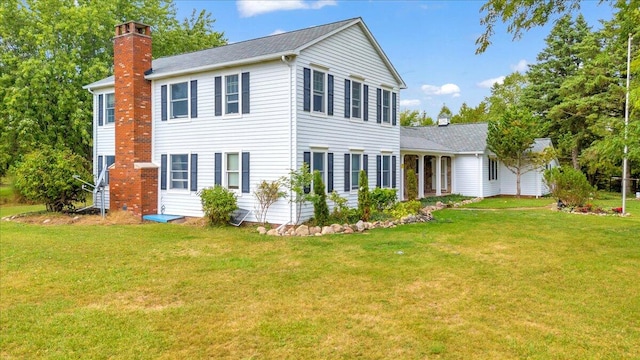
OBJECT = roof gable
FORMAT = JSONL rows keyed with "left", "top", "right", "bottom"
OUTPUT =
{"left": 85, "top": 17, "right": 405, "bottom": 89}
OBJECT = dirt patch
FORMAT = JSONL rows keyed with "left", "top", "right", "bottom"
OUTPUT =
{"left": 3, "top": 210, "right": 207, "bottom": 226}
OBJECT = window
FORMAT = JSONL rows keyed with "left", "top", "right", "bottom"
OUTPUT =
{"left": 489, "top": 158, "right": 498, "bottom": 181}
{"left": 351, "top": 154, "right": 362, "bottom": 190}
{"left": 352, "top": 82, "right": 362, "bottom": 118}
{"left": 226, "top": 153, "right": 240, "bottom": 190}
{"left": 226, "top": 75, "right": 239, "bottom": 114}
{"left": 313, "top": 70, "right": 325, "bottom": 112}
{"left": 313, "top": 152, "right": 325, "bottom": 181}
{"left": 105, "top": 93, "right": 115, "bottom": 124}
{"left": 170, "top": 154, "right": 189, "bottom": 189}
{"left": 170, "top": 82, "right": 188, "bottom": 118}
{"left": 382, "top": 155, "right": 391, "bottom": 188}
{"left": 382, "top": 90, "right": 390, "bottom": 123}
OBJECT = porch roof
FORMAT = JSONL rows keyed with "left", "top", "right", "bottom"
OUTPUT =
{"left": 400, "top": 123, "right": 488, "bottom": 154}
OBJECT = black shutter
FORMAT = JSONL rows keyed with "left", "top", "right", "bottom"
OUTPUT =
{"left": 98, "top": 94, "right": 104, "bottom": 126}
{"left": 161, "top": 85, "right": 167, "bottom": 121}
{"left": 303, "top": 68, "right": 311, "bottom": 112}
{"left": 376, "top": 155, "right": 381, "bottom": 188}
{"left": 328, "top": 153, "right": 334, "bottom": 193}
{"left": 242, "top": 72, "right": 250, "bottom": 114}
{"left": 363, "top": 154, "right": 368, "bottom": 175}
{"left": 328, "top": 74, "right": 334, "bottom": 116}
{"left": 392, "top": 92, "right": 397, "bottom": 126}
{"left": 214, "top": 77, "right": 222, "bottom": 116}
{"left": 344, "top": 79, "right": 351, "bottom": 118}
{"left": 190, "top": 80, "right": 198, "bottom": 118}
{"left": 97, "top": 155, "right": 103, "bottom": 179}
{"left": 160, "top": 154, "right": 167, "bottom": 190}
{"left": 214, "top": 153, "right": 222, "bottom": 185}
{"left": 242, "top": 152, "right": 250, "bottom": 193}
{"left": 303, "top": 151, "right": 311, "bottom": 194}
{"left": 190, "top": 153, "right": 198, "bottom": 191}
{"left": 344, "top": 154, "right": 350, "bottom": 192}
{"left": 376, "top": 88, "right": 382, "bottom": 123}
{"left": 392, "top": 155, "right": 397, "bottom": 188}
{"left": 363, "top": 85, "right": 369, "bottom": 121}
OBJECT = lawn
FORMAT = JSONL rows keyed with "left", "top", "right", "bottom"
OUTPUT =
{"left": 1, "top": 197, "right": 639, "bottom": 359}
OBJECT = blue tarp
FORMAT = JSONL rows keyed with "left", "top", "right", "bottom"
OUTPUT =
{"left": 142, "top": 214, "right": 184, "bottom": 223}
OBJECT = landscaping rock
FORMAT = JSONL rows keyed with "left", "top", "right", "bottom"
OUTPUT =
{"left": 267, "top": 229, "right": 279, "bottom": 236}
{"left": 295, "top": 225, "right": 310, "bottom": 236}
{"left": 309, "top": 226, "right": 321, "bottom": 235}
{"left": 321, "top": 226, "right": 335, "bottom": 235}
{"left": 331, "top": 224, "right": 343, "bottom": 233}
{"left": 355, "top": 220, "right": 365, "bottom": 232}
{"left": 343, "top": 227, "right": 354, "bottom": 234}
{"left": 257, "top": 226, "right": 267, "bottom": 235}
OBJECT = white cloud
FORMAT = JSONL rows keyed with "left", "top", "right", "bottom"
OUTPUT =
{"left": 237, "top": 0, "right": 336, "bottom": 17}
{"left": 421, "top": 83, "right": 461, "bottom": 97}
{"left": 400, "top": 99, "right": 421, "bottom": 107}
{"left": 477, "top": 76, "right": 505, "bottom": 88}
{"left": 270, "top": 29, "right": 286, "bottom": 36}
{"left": 511, "top": 59, "right": 528, "bottom": 72}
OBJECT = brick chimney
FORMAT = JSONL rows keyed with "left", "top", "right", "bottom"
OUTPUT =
{"left": 109, "top": 21, "right": 158, "bottom": 217}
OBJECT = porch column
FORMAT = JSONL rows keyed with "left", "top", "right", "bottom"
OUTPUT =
{"left": 436, "top": 155, "right": 442, "bottom": 196}
{"left": 418, "top": 155, "right": 425, "bottom": 198}
{"left": 400, "top": 155, "right": 405, "bottom": 200}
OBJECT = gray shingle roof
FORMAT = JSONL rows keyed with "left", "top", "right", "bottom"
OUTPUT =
{"left": 86, "top": 17, "right": 405, "bottom": 89}
{"left": 401, "top": 123, "right": 489, "bottom": 153}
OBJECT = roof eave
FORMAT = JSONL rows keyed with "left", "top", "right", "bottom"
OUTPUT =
{"left": 145, "top": 51, "right": 299, "bottom": 80}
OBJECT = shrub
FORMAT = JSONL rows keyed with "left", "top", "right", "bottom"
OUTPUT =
{"left": 200, "top": 186, "right": 238, "bottom": 226}
{"left": 371, "top": 188, "right": 397, "bottom": 211}
{"left": 544, "top": 166, "right": 594, "bottom": 207}
{"left": 11, "top": 147, "right": 90, "bottom": 212}
{"left": 357, "top": 170, "right": 371, "bottom": 221}
{"left": 329, "top": 190, "right": 350, "bottom": 224}
{"left": 386, "top": 200, "right": 422, "bottom": 219}
{"left": 253, "top": 179, "right": 286, "bottom": 225}
{"left": 280, "top": 163, "right": 313, "bottom": 225}
{"left": 406, "top": 171, "right": 418, "bottom": 200}
{"left": 312, "top": 170, "right": 330, "bottom": 226}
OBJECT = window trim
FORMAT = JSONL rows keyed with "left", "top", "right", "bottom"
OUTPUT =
{"left": 170, "top": 82, "right": 189, "bottom": 119}
{"left": 225, "top": 74, "right": 240, "bottom": 115}
{"left": 169, "top": 153, "right": 190, "bottom": 191}
{"left": 312, "top": 69, "right": 326, "bottom": 114}
{"left": 225, "top": 152, "right": 241, "bottom": 191}
{"left": 105, "top": 93, "right": 115, "bottom": 124}
{"left": 350, "top": 152, "right": 363, "bottom": 191}
{"left": 382, "top": 89, "right": 391, "bottom": 124}
{"left": 381, "top": 154, "right": 391, "bottom": 188}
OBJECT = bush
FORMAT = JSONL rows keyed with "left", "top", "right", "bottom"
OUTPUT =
{"left": 406, "top": 171, "right": 418, "bottom": 200}
{"left": 357, "top": 170, "right": 371, "bottom": 221}
{"left": 11, "top": 147, "right": 91, "bottom": 212}
{"left": 200, "top": 186, "right": 238, "bottom": 225}
{"left": 329, "top": 190, "right": 350, "bottom": 224}
{"left": 312, "top": 170, "right": 330, "bottom": 226}
{"left": 386, "top": 200, "right": 422, "bottom": 219}
{"left": 544, "top": 166, "right": 594, "bottom": 207}
{"left": 371, "top": 188, "right": 397, "bottom": 211}
{"left": 253, "top": 179, "right": 286, "bottom": 225}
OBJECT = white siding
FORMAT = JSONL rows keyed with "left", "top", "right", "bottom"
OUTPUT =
{"left": 499, "top": 162, "right": 547, "bottom": 197}
{"left": 152, "top": 60, "right": 295, "bottom": 224}
{"left": 454, "top": 155, "right": 483, "bottom": 197}
{"left": 93, "top": 88, "right": 116, "bottom": 209}
{"left": 294, "top": 23, "right": 402, "bottom": 219}
{"left": 481, "top": 154, "right": 501, "bottom": 197}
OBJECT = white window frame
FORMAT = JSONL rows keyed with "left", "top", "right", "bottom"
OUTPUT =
{"left": 351, "top": 81, "right": 362, "bottom": 119}
{"left": 350, "top": 153, "right": 363, "bottom": 191}
{"left": 312, "top": 69, "right": 326, "bottom": 114}
{"left": 225, "top": 152, "right": 241, "bottom": 191}
{"left": 225, "top": 74, "right": 240, "bottom": 115}
{"left": 170, "top": 82, "right": 189, "bottom": 119}
{"left": 169, "top": 153, "right": 190, "bottom": 190}
{"left": 311, "top": 151, "right": 327, "bottom": 192}
{"left": 382, "top": 90, "right": 391, "bottom": 124}
{"left": 381, "top": 154, "right": 391, "bottom": 188}
{"left": 105, "top": 93, "right": 115, "bottom": 124}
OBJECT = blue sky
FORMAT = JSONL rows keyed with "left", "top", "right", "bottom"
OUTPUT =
{"left": 174, "top": 0, "right": 613, "bottom": 118}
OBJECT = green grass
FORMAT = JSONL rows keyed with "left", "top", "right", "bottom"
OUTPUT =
{"left": 2, "top": 197, "right": 640, "bottom": 359}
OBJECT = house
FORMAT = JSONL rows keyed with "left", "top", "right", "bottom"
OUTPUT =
{"left": 84, "top": 18, "right": 406, "bottom": 224}
{"left": 399, "top": 120, "right": 559, "bottom": 199}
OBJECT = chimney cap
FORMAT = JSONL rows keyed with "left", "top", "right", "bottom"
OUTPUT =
{"left": 115, "top": 21, "right": 151, "bottom": 37}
